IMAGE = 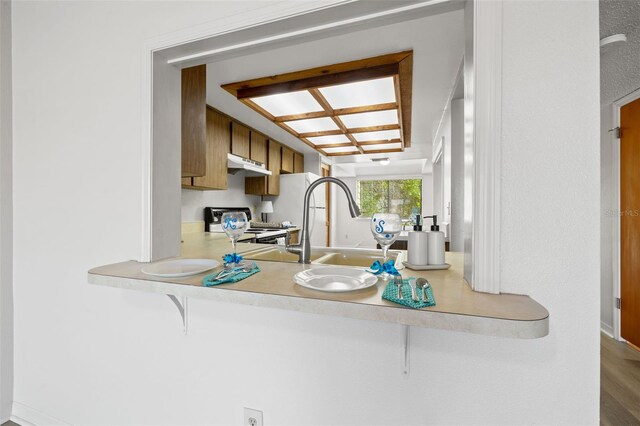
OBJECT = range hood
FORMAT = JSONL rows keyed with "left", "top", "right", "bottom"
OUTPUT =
{"left": 227, "top": 153, "right": 272, "bottom": 176}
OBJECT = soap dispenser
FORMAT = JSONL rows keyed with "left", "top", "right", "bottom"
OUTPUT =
{"left": 424, "top": 215, "right": 445, "bottom": 265}
{"left": 407, "top": 214, "right": 428, "bottom": 266}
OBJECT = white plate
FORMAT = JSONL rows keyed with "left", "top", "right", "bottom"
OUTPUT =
{"left": 294, "top": 267, "right": 378, "bottom": 292}
{"left": 141, "top": 259, "right": 219, "bottom": 278}
{"left": 402, "top": 261, "right": 451, "bottom": 270}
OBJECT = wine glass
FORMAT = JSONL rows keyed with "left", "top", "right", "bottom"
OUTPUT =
{"left": 222, "top": 211, "right": 248, "bottom": 268}
{"left": 370, "top": 213, "right": 402, "bottom": 280}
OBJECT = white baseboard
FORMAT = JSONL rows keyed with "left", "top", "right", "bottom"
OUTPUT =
{"left": 0, "top": 415, "right": 10, "bottom": 424}
{"left": 11, "top": 401, "right": 71, "bottom": 426}
{"left": 601, "top": 321, "right": 614, "bottom": 338}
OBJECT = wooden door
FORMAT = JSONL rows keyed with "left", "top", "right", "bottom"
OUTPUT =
{"left": 267, "top": 140, "right": 281, "bottom": 195}
{"left": 231, "top": 122, "right": 250, "bottom": 158}
{"left": 181, "top": 65, "right": 206, "bottom": 177}
{"left": 321, "top": 163, "right": 331, "bottom": 246}
{"left": 192, "top": 108, "right": 230, "bottom": 190}
{"left": 293, "top": 152, "right": 304, "bottom": 173}
{"left": 281, "top": 146, "right": 294, "bottom": 173}
{"left": 250, "top": 132, "right": 268, "bottom": 164}
{"left": 621, "top": 97, "right": 640, "bottom": 348}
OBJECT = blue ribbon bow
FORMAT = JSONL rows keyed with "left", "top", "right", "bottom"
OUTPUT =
{"left": 369, "top": 260, "right": 399, "bottom": 276}
{"left": 223, "top": 253, "right": 243, "bottom": 265}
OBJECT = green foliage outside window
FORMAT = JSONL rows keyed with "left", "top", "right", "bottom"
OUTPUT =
{"left": 357, "top": 178, "right": 422, "bottom": 219}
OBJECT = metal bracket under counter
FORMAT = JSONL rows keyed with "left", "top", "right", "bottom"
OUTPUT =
{"left": 167, "top": 295, "right": 188, "bottom": 335}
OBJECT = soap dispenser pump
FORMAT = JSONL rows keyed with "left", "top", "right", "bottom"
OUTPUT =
{"left": 407, "top": 214, "right": 428, "bottom": 265}
{"left": 424, "top": 215, "right": 445, "bottom": 265}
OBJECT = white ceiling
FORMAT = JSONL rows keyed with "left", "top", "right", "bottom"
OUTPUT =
{"left": 205, "top": 7, "right": 464, "bottom": 166}
{"left": 600, "top": 0, "right": 640, "bottom": 105}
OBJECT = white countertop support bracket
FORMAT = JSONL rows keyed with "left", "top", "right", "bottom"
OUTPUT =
{"left": 402, "top": 324, "right": 410, "bottom": 377}
{"left": 167, "top": 295, "right": 188, "bottom": 335}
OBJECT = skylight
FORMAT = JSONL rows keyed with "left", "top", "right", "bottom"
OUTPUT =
{"left": 352, "top": 129, "right": 401, "bottom": 142}
{"left": 361, "top": 142, "right": 403, "bottom": 151}
{"left": 284, "top": 117, "right": 340, "bottom": 134}
{"left": 306, "top": 134, "right": 351, "bottom": 145}
{"left": 338, "top": 109, "right": 399, "bottom": 128}
{"left": 251, "top": 91, "right": 322, "bottom": 117}
{"left": 318, "top": 77, "right": 397, "bottom": 109}
{"left": 222, "top": 51, "right": 413, "bottom": 156}
{"left": 323, "top": 146, "right": 360, "bottom": 154}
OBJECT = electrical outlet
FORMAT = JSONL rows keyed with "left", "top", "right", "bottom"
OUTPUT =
{"left": 244, "top": 407, "right": 263, "bottom": 426}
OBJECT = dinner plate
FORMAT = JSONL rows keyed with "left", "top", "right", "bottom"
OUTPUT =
{"left": 294, "top": 267, "right": 378, "bottom": 292}
{"left": 141, "top": 258, "right": 219, "bottom": 278}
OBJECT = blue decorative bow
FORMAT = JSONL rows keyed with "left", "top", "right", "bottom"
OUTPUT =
{"left": 223, "top": 253, "right": 243, "bottom": 265}
{"left": 369, "top": 260, "right": 400, "bottom": 276}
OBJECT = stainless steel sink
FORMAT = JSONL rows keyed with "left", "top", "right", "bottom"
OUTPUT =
{"left": 241, "top": 246, "right": 328, "bottom": 263}
{"left": 241, "top": 245, "right": 400, "bottom": 267}
{"left": 313, "top": 251, "right": 386, "bottom": 268}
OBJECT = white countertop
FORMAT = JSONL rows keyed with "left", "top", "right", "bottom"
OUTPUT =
{"left": 88, "top": 232, "right": 549, "bottom": 339}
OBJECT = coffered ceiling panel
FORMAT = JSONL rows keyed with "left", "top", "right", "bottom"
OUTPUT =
{"left": 222, "top": 51, "right": 413, "bottom": 156}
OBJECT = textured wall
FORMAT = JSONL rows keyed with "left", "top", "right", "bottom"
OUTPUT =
{"left": 600, "top": 0, "right": 640, "bottom": 104}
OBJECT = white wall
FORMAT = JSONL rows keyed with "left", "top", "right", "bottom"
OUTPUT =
{"left": 498, "top": 0, "right": 600, "bottom": 422}
{"left": 181, "top": 174, "right": 261, "bottom": 223}
{"left": 600, "top": 105, "right": 614, "bottom": 334}
{"left": 10, "top": 1, "right": 600, "bottom": 425}
{"left": 431, "top": 95, "right": 452, "bottom": 238}
{"left": 450, "top": 98, "right": 464, "bottom": 252}
{"left": 0, "top": 0, "right": 13, "bottom": 421}
{"left": 332, "top": 174, "right": 434, "bottom": 249}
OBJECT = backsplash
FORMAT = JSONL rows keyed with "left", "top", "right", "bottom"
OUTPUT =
{"left": 181, "top": 173, "right": 261, "bottom": 222}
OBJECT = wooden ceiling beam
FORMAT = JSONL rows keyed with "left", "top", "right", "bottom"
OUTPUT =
{"left": 222, "top": 50, "right": 412, "bottom": 95}
{"left": 358, "top": 148, "right": 404, "bottom": 155}
{"left": 273, "top": 102, "right": 399, "bottom": 123}
{"left": 235, "top": 63, "right": 399, "bottom": 99}
{"left": 358, "top": 138, "right": 402, "bottom": 146}
{"left": 397, "top": 54, "right": 413, "bottom": 147}
{"left": 333, "top": 103, "right": 398, "bottom": 116}
{"left": 348, "top": 124, "right": 400, "bottom": 134}
{"left": 314, "top": 142, "right": 355, "bottom": 149}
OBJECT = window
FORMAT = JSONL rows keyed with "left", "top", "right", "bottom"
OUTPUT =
{"left": 357, "top": 178, "right": 422, "bottom": 218}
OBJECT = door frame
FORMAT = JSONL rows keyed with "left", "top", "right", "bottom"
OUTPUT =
{"left": 612, "top": 87, "right": 640, "bottom": 341}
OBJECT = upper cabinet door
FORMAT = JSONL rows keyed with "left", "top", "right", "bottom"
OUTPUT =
{"left": 281, "top": 146, "right": 294, "bottom": 174}
{"left": 231, "top": 122, "right": 251, "bottom": 159}
{"left": 181, "top": 65, "right": 206, "bottom": 178}
{"left": 293, "top": 152, "right": 304, "bottom": 174}
{"left": 192, "top": 108, "right": 230, "bottom": 190}
{"left": 250, "top": 132, "right": 268, "bottom": 165}
{"left": 268, "top": 140, "right": 282, "bottom": 195}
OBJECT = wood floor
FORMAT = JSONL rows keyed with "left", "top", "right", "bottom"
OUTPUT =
{"left": 601, "top": 333, "right": 640, "bottom": 425}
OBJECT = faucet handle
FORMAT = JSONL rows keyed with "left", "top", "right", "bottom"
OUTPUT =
{"left": 284, "top": 231, "right": 291, "bottom": 247}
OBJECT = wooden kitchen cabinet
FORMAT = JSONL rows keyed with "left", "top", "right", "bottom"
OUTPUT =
{"left": 184, "top": 107, "right": 230, "bottom": 190}
{"left": 250, "top": 132, "right": 268, "bottom": 165}
{"left": 231, "top": 122, "right": 250, "bottom": 158}
{"left": 245, "top": 139, "right": 281, "bottom": 196}
{"left": 293, "top": 152, "right": 304, "bottom": 173}
{"left": 181, "top": 65, "right": 207, "bottom": 178}
{"left": 281, "top": 146, "right": 294, "bottom": 174}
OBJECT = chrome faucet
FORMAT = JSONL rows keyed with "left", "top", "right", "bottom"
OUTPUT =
{"left": 286, "top": 177, "right": 361, "bottom": 263}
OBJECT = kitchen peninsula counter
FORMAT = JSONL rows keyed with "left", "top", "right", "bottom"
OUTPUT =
{"left": 88, "top": 232, "right": 549, "bottom": 339}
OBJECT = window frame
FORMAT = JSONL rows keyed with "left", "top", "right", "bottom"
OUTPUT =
{"left": 355, "top": 175, "right": 423, "bottom": 220}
